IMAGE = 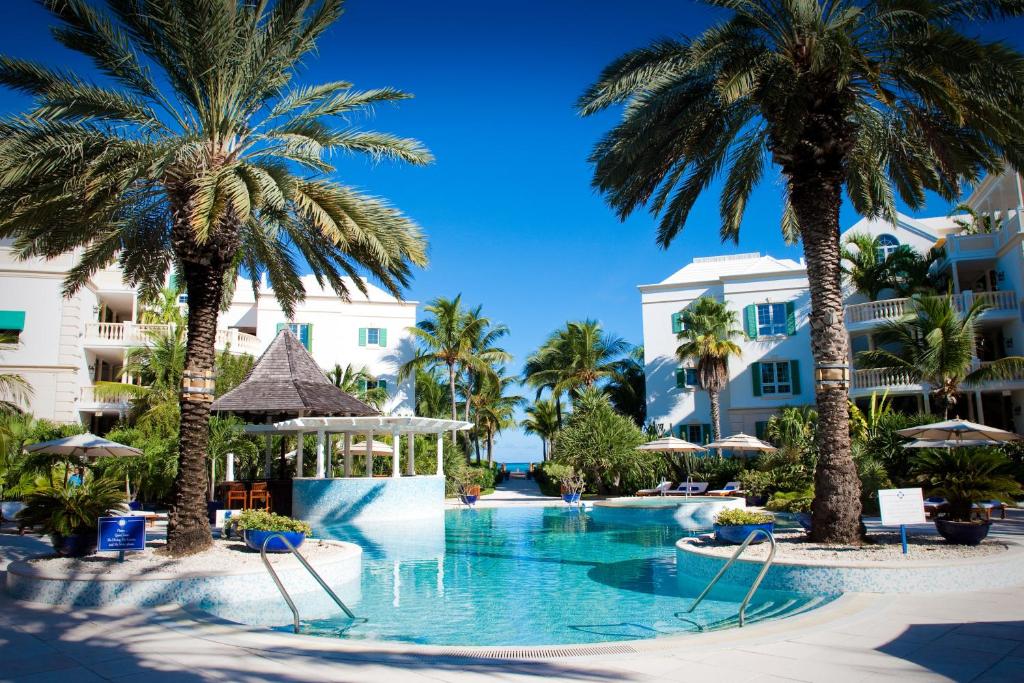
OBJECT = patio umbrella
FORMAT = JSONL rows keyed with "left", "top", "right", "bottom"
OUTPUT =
{"left": 895, "top": 419, "right": 1021, "bottom": 443}
{"left": 636, "top": 436, "right": 707, "bottom": 453}
{"left": 25, "top": 433, "right": 143, "bottom": 499}
{"left": 902, "top": 439, "right": 1001, "bottom": 449}
{"left": 349, "top": 439, "right": 394, "bottom": 456}
{"left": 704, "top": 433, "right": 777, "bottom": 453}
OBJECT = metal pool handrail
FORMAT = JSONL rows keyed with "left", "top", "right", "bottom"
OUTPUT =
{"left": 260, "top": 533, "right": 358, "bottom": 633}
{"left": 686, "top": 529, "right": 777, "bottom": 627}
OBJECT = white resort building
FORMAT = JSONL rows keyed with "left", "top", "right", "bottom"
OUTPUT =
{"left": 641, "top": 170, "right": 1024, "bottom": 438}
{"left": 0, "top": 243, "right": 417, "bottom": 431}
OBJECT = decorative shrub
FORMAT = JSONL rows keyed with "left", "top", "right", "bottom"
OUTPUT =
{"left": 766, "top": 487, "right": 814, "bottom": 513}
{"left": 913, "top": 448, "right": 1021, "bottom": 522}
{"left": 17, "top": 477, "right": 125, "bottom": 548}
{"left": 714, "top": 508, "right": 775, "bottom": 526}
{"left": 230, "top": 509, "right": 311, "bottom": 535}
{"left": 545, "top": 463, "right": 585, "bottom": 495}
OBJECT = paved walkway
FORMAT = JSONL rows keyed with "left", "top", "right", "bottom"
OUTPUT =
{"left": 474, "top": 474, "right": 556, "bottom": 506}
{"left": 2, "top": 519, "right": 1023, "bottom": 682}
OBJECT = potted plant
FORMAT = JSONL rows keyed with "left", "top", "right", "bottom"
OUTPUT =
{"left": 914, "top": 448, "right": 1021, "bottom": 545}
{"left": 713, "top": 508, "right": 776, "bottom": 545}
{"left": 17, "top": 478, "right": 126, "bottom": 557}
{"left": 739, "top": 470, "right": 773, "bottom": 506}
{"left": 233, "top": 509, "right": 312, "bottom": 553}
{"left": 455, "top": 468, "right": 482, "bottom": 506}
{"left": 546, "top": 463, "right": 585, "bottom": 505}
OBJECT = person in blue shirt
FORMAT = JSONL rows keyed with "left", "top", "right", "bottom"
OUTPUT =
{"left": 68, "top": 467, "right": 84, "bottom": 487}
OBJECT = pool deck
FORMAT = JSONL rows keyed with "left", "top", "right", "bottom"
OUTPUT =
{"left": 2, "top": 514, "right": 1023, "bottom": 682}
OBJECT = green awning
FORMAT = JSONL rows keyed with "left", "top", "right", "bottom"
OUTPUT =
{"left": 0, "top": 310, "right": 25, "bottom": 331}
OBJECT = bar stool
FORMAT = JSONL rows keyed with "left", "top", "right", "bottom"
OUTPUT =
{"left": 225, "top": 483, "right": 247, "bottom": 510}
{"left": 249, "top": 481, "right": 272, "bottom": 510}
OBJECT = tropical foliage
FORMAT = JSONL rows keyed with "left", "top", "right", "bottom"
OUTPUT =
{"left": 675, "top": 297, "right": 742, "bottom": 441}
{"left": 17, "top": 476, "right": 125, "bottom": 543}
{"left": 858, "top": 296, "right": 1024, "bottom": 417}
{"left": 0, "top": 332, "right": 32, "bottom": 414}
{"left": 841, "top": 233, "right": 938, "bottom": 301}
{"left": 326, "top": 363, "right": 388, "bottom": 411}
{"left": 0, "top": 0, "right": 430, "bottom": 555}
{"left": 578, "top": 0, "right": 1024, "bottom": 543}
{"left": 914, "top": 448, "right": 1021, "bottom": 522}
{"left": 521, "top": 398, "right": 560, "bottom": 461}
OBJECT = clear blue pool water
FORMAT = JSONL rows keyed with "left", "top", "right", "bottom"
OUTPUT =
{"left": 208, "top": 507, "right": 834, "bottom": 646}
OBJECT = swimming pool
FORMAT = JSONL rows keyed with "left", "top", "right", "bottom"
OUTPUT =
{"left": 205, "top": 507, "right": 834, "bottom": 646}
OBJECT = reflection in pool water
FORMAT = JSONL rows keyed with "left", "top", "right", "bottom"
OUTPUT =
{"left": 204, "top": 507, "right": 834, "bottom": 646}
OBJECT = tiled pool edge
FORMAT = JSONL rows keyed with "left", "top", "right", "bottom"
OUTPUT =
{"left": 676, "top": 536, "right": 1024, "bottom": 593}
{"left": 4, "top": 540, "right": 362, "bottom": 609}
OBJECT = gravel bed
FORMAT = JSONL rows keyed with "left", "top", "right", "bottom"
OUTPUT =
{"left": 25, "top": 537, "right": 348, "bottom": 576}
{"left": 686, "top": 528, "right": 1011, "bottom": 563}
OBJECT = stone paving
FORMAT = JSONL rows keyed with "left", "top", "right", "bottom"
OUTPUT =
{"left": 2, "top": 516, "right": 1023, "bottom": 682}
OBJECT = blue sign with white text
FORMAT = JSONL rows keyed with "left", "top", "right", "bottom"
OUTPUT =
{"left": 97, "top": 516, "right": 146, "bottom": 552}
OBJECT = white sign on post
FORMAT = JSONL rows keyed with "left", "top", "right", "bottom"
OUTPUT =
{"left": 878, "top": 488, "right": 926, "bottom": 526}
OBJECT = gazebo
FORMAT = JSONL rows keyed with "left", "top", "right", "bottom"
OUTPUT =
{"left": 214, "top": 328, "right": 472, "bottom": 524}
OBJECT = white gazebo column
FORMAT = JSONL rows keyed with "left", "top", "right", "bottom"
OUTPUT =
{"left": 365, "top": 431, "right": 373, "bottom": 477}
{"left": 406, "top": 434, "right": 415, "bottom": 476}
{"left": 326, "top": 433, "right": 334, "bottom": 478}
{"left": 225, "top": 451, "right": 235, "bottom": 482}
{"left": 316, "top": 429, "right": 326, "bottom": 479}
{"left": 295, "top": 432, "right": 304, "bottom": 478}
{"left": 436, "top": 433, "right": 444, "bottom": 476}
{"left": 343, "top": 433, "right": 352, "bottom": 477}
{"left": 391, "top": 431, "right": 401, "bottom": 478}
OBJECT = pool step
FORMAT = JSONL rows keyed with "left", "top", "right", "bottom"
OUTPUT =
{"left": 696, "top": 596, "right": 828, "bottom": 631}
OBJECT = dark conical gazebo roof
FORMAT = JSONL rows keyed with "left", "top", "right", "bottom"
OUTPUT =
{"left": 211, "top": 328, "right": 378, "bottom": 421}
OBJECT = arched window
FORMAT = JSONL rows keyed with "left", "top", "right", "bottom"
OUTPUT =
{"left": 876, "top": 234, "right": 900, "bottom": 261}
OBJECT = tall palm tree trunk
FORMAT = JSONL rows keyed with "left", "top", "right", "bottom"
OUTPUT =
{"left": 709, "top": 390, "right": 722, "bottom": 441}
{"left": 167, "top": 260, "right": 225, "bottom": 555}
{"left": 791, "top": 178, "right": 862, "bottom": 544}
{"left": 446, "top": 362, "right": 464, "bottom": 461}
{"left": 487, "top": 431, "right": 494, "bottom": 465}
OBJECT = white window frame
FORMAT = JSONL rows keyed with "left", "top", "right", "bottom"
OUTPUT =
{"left": 760, "top": 360, "right": 792, "bottom": 395}
{"left": 876, "top": 234, "right": 900, "bottom": 261}
{"left": 756, "top": 303, "right": 787, "bottom": 337}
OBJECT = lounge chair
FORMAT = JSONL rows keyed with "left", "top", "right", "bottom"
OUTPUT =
{"left": 973, "top": 500, "right": 1008, "bottom": 521}
{"left": 707, "top": 481, "right": 743, "bottom": 497}
{"left": 924, "top": 496, "right": 949, "bottom": 519}
{"left": 636, "top": 481, "right": 674, "bottom": 497}
{"left": 665, "top": 482, "right": 709, "bottom": 496}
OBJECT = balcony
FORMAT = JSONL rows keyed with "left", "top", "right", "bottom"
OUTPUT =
{"left": 934, "top": 208, "right": 1023, "bottom": 269}
{"left": 845, "top": 290, "right": 1017, "bottom": 330}
{"left": 851, "top": 361, "right": 1024, "bottom": 397}
{"left": 77, "top": 385, "right": 131, "bottom": 413}
{"left": 84, "top": 322, "right": 260, "bottom": 355}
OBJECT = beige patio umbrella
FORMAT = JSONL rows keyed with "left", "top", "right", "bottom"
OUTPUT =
{"left": 26, "top": 433, "right": 143, "bottom": 500}
{"left": 704, "top": 433, "right": 777, "bottom": 453}
{"left": 637, "top": 436, "right": 707, "bottom": 453}
{"left": 350, "top": 439, "right": 394, "bottom": 456}
{"left": 896, "top": 419, "right": 1021, "bottom": 443}
{"left": 902, "top": 439, "right": 1000, "bottom": 449}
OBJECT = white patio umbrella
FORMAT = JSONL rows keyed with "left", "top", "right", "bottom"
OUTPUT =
{"left": 350, "top": 439, "right": 394, "bottom": 456}
{"left": 902, "top": 439, "right": 1001, "bottom": 449}
{"left": 636, "top": 436, "right": 707, "bottom": 453}
{"left": 704, "top": 433, "right": 777, "bottom": 453}
{"left": 896, "top": 419, "right": 1022, "bottom": 443}
{"left": 25, "top": 432, "right": 143, "bottom": 500}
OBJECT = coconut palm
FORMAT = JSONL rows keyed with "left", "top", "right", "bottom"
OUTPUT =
{"left": 841, "top": 233, "right": 893, "bottom": 301}
{"left": 326, "top": 363, "right": 388, "bottom": 411}
{"left": 95, "top": 326, "right": 185, "bottom": 432}
{"left": 675, "top": 297, "right": 742, "bottom": 442}
{"left": 0, "top": 332, "right": 32, "bottom": 414}
{"left": 414, "top": 367, "right": 450, "bottom": 419}
{"left": 137, "top": 286, "right": 185, "bottom": 326}
{"left": 858, "top": 295, "right": 1024, "bottom": 417}
{"left": 579, "top": 0, "right": 1024, "bottom": 542}
{"left": 471, "top": 369, "right": 522, "bottom": 464}
{"left": 521, "top": 397, "right": 560, "bottom": 461}
{"left": 605, "top": 345, "right": 647, "bottom": 426}
{"left": 459, "top": 305, "right": 510, "bottom": 423}
{"left": 0, "top": 1, "right": 430, "bottom": 554}
{"left": 949, "top": 203, "right": 1002, "bottom": 236}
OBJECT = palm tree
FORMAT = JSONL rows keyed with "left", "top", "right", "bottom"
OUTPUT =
{"left": 521, "top": 398, "right": 560, "bottom": 461}
{"left": 326, "top": 363, "right": 388, "bottom": 411}
{"left": 95, "top": 326, "right": 186, "bottom": 432}
{"left": 949, "top": 203, "right": 1002, "bottom": 236}
{"left": 137, "top": 286, "right": 185, "bottom": 326}
{"left": 578, "top": 0, "right": 1024, "bottom": 543}
{"left": 459, "top": 305, "right": 510, "bottom": 424}
{"left": 675, "top": 297, "right": 742, "bottom": 442}
{"left": 414, "top": 367, "right": 450, "bottom": 419}
{"left": 0, "top": 332, "right": 31, "bottom": 414}
{"left": 471, "top": 369, "right": 522, "bottom": 465}
{"left": 401, "top": 296, "right": 487, "bottom": 445}
{"left": 858, "top": 296, "right": 1024, "bottom": 418}
{"left": 841, "top": 233, "right": 893, "bottom": 301}
{"left": 0, "top": 1, "right": 429, "bottom": 555}
{"left": 605, "top": 345, "right": 647, "bottom": 426}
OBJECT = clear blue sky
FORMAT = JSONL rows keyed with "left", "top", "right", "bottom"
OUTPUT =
{"left": 2, "top": 1, "right": 1023, "bottom": 462}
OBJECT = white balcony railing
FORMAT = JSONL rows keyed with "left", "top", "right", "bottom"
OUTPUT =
{"left": 79, "top": 385, "right": 132, "bottom": 407}
{"left": 851, "top": 368, "right": 919, "bottom": 391}
{"left": 845, "top": 290, "right": 1017, "bottom": 327}
{"left": 84, "top": 322, "right": 259, "bottom": 355}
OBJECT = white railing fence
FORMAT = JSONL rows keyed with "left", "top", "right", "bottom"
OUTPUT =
{"left": 84, "top": 322, "right": 259, "bottom": 354}
{"left": 845, "top": 290, "right": 1017, "bottom": 326}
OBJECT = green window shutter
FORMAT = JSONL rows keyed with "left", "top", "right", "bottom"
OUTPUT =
{"left": 358, "top": 379, "right": 367, "bottom": 392}
{"left": 785, "top": 302, "right": 797, "bottom": 336}
{"left": 379, "top": 328, "right": 387, "bottom": 347}
{"left": 303, "top": 323, "right": 313, "bottom": 351}
{"left": 358, "top": 327, "right": 367, "bottom": 346}
{"left": 671, "top": 312, "right": 683, "bottom": 334}
{"left": 790, "top": 359, "right": 801, "bottom": 395}
{"left": 744, "top": 305, "right": 757, "bottom": 339}
{"left": 702, "top": 424, "right": 712, "bottom": 444}
{"left": 675, "top": 368, "right": 687, "bottom": 388}
{"left": 275, "top": 322, "right": 285, "bottom": 335}
{"left": 752, "top": 361, "right": 762, "bottom": 397}
{"left": 755, "top": 421, "right": 768, "bottom": 440}
{"left": 378, "top": 379, "right": 387, "bottom": 391}
{"left": 0, "top": 311, "right": 26, "bottom": 331}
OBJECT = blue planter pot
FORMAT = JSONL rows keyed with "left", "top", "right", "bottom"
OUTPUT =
{"left": 562, "top": 492, "right": 581, "bottom": 504}
{"left": 53, "top": 533, "right": 96, "bottom": 557}
{"left": 243, "top": 529, "right": 305, "bottom": 553}
{"left": 128, "top": 500, "right": 142, "bottom": 511}
{"left": 714, "top": 522, "right": 775, "bottom": 545}
{"left": 460, "top": 494, "right": 478, "bottom": 506}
